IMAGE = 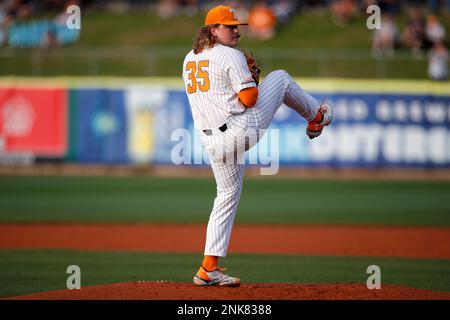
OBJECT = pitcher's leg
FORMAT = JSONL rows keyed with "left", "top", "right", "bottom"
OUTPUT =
{"left": 256, "top": 70, "right": 320, "bottom": 130}
{"left": 282, "top": 70, "right": 320, "bottom": 121}
{"left": 204, "top": 163, "right": 244, "bottom": 257}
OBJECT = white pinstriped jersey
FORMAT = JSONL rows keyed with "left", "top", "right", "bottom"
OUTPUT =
{"left": 182, "top": 44, "right": 257, "bottom": 130}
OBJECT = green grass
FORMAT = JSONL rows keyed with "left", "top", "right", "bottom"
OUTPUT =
{"left": 0, "top": 250, "right": 449, "bottom": 298}
{"left": 0, "top": 176, "right": 449, "bottom": 226}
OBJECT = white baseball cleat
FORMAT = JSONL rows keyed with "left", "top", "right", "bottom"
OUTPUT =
{"left": 193, "top": 266, "right": 241, "bottom": 287}
{"left": 306, "top": 102, "right": 333, "bottom": 139}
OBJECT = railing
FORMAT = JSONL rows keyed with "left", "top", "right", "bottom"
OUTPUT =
{"left": 0, "top": 46, "right": 428, "bottom": 79}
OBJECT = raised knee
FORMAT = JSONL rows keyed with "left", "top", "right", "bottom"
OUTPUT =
{"left": 266, "top": 70, "right": 290, "bottom": 86}
{"left": 270, "top": 69, "right": 289, "bottom": 78}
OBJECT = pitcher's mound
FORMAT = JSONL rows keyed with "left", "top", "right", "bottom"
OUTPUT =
{"left": 7, "top": 281, "right": 450, "bottom": 300}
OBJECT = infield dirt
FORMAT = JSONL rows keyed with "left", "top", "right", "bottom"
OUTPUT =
{"left": 1, "top": 224, "right": 449, "bottom": 259}
{"left": 6, "top": 282, "right": 450, "bottom": 300}
{"left": 2, "top": 223, "right": 450, "bottom": 299}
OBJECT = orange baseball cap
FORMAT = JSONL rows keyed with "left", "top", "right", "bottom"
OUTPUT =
{"left": 204, "top": 5, "right": 248, "bottom": 26}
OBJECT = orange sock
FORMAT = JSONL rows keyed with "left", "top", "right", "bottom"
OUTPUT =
{"left": 201, "top": 256, "right": 219, "bottom": 271}
{"left": 311, "top": 110, "right": 323, "bottom": 123}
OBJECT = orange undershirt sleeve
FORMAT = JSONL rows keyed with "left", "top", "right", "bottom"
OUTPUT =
{"left": 238, "top": 87, "right": 259, "bottom": 108}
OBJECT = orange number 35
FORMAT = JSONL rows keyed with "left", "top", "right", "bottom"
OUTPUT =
{"left": 185, "top": 60, "right": 210, "bottom": 94}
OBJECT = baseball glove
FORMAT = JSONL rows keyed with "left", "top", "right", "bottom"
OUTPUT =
{"left": 242, "top": 49, "right": 261, "bottom": 86}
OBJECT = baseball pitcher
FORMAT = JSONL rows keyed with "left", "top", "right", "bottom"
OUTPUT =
{"left": 182, "top": 5, "right": 333, "bottom": 287}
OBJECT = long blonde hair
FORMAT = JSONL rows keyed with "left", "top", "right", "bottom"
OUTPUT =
{"left": 193, "top": 24, "right": 219, "bottom": 54}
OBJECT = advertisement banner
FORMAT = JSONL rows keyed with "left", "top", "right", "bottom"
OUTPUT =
{"left": 269, "top": 92, "right": 450, "bottom": 167}
{"left": 0, "top": 87, "right": 67, "bottom": 156}
{"left": 3, "top": 79, "right": 446, "bottom": 168}
{"left": 69, "top": 89, "right": 128, "bottom": 163}
{"left": 167, "top": 90, "right": 450, "bottom": 168}
{"left": 152, "top": 90, "right": 191, "bottom": 164}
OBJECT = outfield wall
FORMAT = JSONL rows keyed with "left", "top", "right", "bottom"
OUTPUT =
{"left": 0, "top": 77, "right": 449, "bottom": 168}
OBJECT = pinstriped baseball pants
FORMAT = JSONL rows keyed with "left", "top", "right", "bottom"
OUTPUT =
{"left": 201, "top": 70, "right": 320, "bottom": 257}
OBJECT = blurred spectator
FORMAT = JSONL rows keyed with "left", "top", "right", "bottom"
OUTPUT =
{"left": 361, "top": 0, "right": 377, "bottom": 10}
{"left": 248, "top": 1, "right": 277, "bottom": 40}
{"left": 16, "top": 1, "right": 31, "bottom": 21}
{"left": 371, "top": 13, "right": 398, "bottom": 57}
{"left": 428, "top": 41, "right": 449, "bottom": 81}
{"left": 425, "top": 14, "right": 446, "bottom": 44}
{"left": 0, "top": 6, "right": 11, "bottom": 46}
{"left": 157, "top": 0, "right": 198, "bottom": 19}
{"left": 4, "top": 0, "right": 34, "bottom": 21}
{"left": 428, "top": 0, "right": 450, "bottom": 13}
{"left": 377, "top": 0, "right": 399, "bottom": 16}
{"left": 179, "top": 0, "right": 199, "bottom": 17}
{"left": 400, "top": 7, "right": 426, "bottom": 57}
{"left": 361, "top": 0, "right": 399, "bottom": 15}
{"left": 157, "top": 0, "right": 178, "bottom": 18}
{"left": 330, "top": 0, "right": 356, "bottom": 26}
{"left": 7, "top": 0, "right": 80, "bottom": 48}
{"left": 270, "top": 0, "right": 297, "bottom": 24}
